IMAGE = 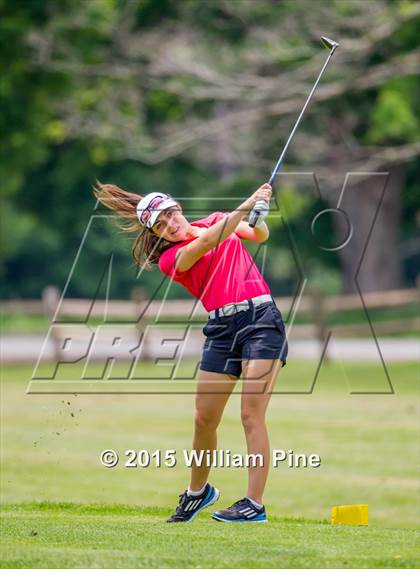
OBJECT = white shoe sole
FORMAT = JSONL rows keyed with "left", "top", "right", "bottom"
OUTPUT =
{"left": 211, "top": 512, "right": 267, "bottom": 523}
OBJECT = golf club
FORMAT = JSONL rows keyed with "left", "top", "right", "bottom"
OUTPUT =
{"left": 249, "top": 36, "right": 339, "bottom": 227}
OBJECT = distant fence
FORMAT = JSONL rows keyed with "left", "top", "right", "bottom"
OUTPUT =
{"left": 1, "top": 286, "right": 418, "bottom": 363}
{"left": 1, "top": 286, "right": 418, "bottom": 344}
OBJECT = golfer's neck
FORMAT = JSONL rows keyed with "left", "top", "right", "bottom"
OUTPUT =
{"left": 185, "top": 225, "right": 204, "bottom": 239}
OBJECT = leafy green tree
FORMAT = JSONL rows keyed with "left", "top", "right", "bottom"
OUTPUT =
{"left": 1, "top": 0, "right": 418, "bottom": 299}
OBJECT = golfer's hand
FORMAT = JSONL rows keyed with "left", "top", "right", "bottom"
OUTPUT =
{"left": 243, "top": 184, "right": 272, "bottom": 210}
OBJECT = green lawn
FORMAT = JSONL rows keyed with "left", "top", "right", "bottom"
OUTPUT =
{"left": 1, "top": 361, "right": 419, "bottom": 567}
{"left": 1, "top": 503, "right": 419, "bottom": 569}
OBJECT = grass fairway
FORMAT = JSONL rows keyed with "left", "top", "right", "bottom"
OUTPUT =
{"left": 1, "top": 361, "right": 419, "bottom": 567}
{"left": 2, "top": 503, "right": 419, "bottom": 569}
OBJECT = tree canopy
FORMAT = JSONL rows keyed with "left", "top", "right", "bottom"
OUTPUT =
{"left": 1, "top": 0, "right": 419, "bottom": 299}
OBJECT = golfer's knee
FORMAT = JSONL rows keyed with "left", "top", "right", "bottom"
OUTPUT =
{"left": 194, "top": 409, "right": 220, "bottom": 432}
{"left": 241, "top": 408, "right": 264, "bottom": 433}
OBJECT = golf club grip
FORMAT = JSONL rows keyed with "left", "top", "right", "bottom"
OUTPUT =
{"left": 248, "top": 211, "right": 259, "bottom": 228}
{"left": 247, "top": 166, "right": 276, "bottom": 227}
{"left": 247, "top": 169, "right": 277, "bottom": 227}
{"left": 248, "top": 199, "right": 269, "bottom": 228}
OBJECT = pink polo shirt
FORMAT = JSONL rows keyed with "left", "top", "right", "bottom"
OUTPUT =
{"left": 158, "top": 212, "right": 270, "bottom": 311}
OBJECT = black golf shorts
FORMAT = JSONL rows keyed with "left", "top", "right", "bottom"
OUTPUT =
{"left": 199, "top": 299, "right": 288, "bottom": 378}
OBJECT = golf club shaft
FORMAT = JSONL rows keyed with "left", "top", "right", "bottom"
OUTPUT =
{"left": 249, "top": 41, "right": 338, "bottom": 227}
{"left": 268, "top": 45, "right": 337, "bottom": 185}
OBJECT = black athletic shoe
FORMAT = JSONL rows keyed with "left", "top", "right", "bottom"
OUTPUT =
{"left": 211, "top": 497, "right": 267, "bottom": 522}
{"left": 166, "top": 483, "right": 220, "bottom": 523}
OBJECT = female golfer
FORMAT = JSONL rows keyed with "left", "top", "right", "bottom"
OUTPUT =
{"left": 94, "top": 182, "right": 288, "bottom": 523}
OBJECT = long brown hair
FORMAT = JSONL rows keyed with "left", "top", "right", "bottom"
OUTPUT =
{"left": 93, "top": 182, "right": 175, "bottom": 270}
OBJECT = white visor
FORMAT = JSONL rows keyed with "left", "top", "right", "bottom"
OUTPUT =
{"left": 136, "top": 192, "right": 178, "bottom": 229}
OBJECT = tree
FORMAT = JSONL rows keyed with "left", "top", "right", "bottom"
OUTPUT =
{"left": 1, "top": 0, "right": 419, "bottom": 297}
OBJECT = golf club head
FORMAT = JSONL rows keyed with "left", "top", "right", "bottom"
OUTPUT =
{"left": 321, "top": 36, "right": 339, "bottom": 51}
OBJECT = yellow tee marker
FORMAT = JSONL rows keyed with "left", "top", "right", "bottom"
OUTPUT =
{"left": 331, "top": 504, "right": 368, "bottom": 526}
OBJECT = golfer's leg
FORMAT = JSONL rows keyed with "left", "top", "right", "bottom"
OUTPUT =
{"left": 190, "top": 370, "right": 237, "bottom": 491}
{"left": 241, "top": 359, "right": 283, "bottom": 504}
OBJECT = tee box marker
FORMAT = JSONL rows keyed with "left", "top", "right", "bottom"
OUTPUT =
{"left": 331, "top": 505, "right": 369, "bottom": 526}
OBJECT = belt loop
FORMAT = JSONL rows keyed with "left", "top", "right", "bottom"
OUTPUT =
{"left": 215, "top": 308, "right": 220, "bottom": 322}
{"left": 247, "top": 298, "right": 255, "bottom": 322}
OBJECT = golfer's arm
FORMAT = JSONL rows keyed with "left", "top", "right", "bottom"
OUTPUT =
{"left": 175, "top": 209, "right": 246, "bottom": 272}
{"left": 235, "top": 220, "right": 269, "bottom": 243}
